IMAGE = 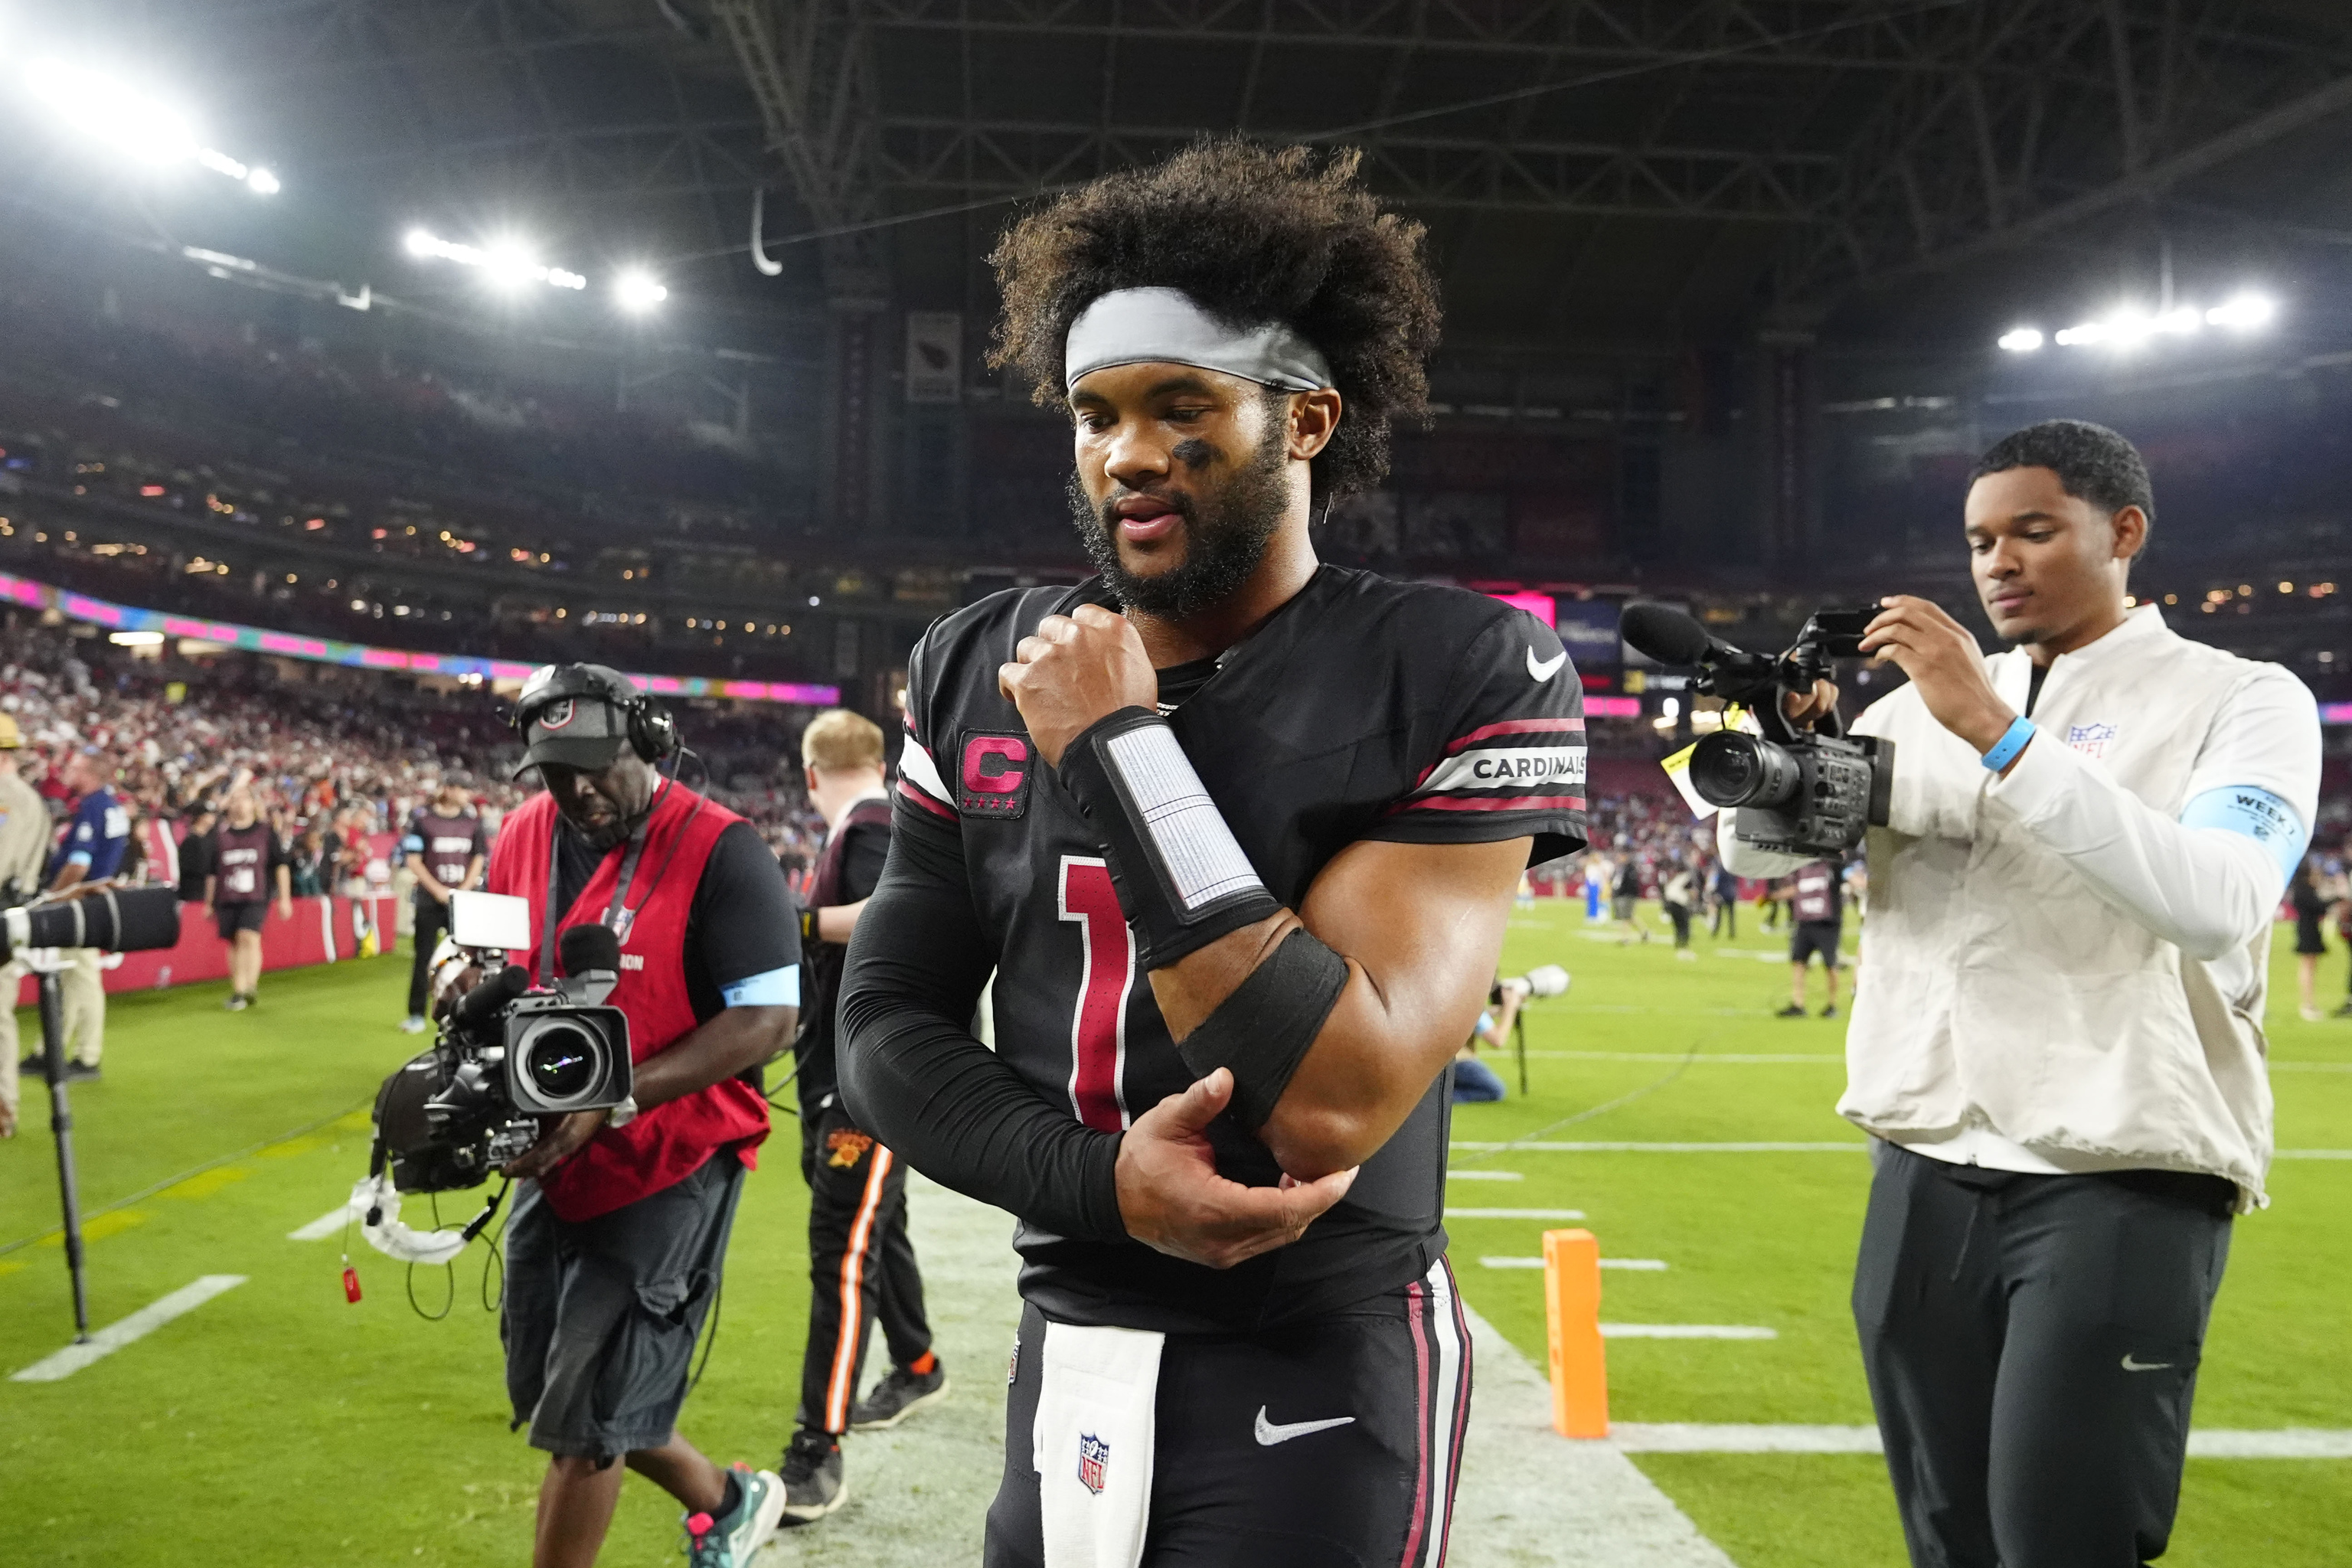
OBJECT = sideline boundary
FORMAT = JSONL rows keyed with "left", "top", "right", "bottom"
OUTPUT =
{"left": 1612, "top": 1423, "right": 2352, "bottom": 1459}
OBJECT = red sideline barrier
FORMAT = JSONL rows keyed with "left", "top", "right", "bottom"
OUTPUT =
{"left": 15, "top": 893, "right": 403, "bottom": 1006}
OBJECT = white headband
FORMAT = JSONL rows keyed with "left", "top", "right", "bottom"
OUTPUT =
{"left": 1063, "top": 286, "right": 1334, "bottom": 394}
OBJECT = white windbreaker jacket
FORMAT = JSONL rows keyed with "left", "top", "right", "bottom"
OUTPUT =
{"left": 1722, "top": 606, "right": 2319, "bottom": 1209}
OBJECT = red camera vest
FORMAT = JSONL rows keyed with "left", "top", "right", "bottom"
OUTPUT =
{"left": 487, "top": 784, "right": 770, "bottom": 1221}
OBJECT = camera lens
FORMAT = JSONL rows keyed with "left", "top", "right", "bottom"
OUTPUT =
{"left": 1689, "top": 731, "right": 1805, "bottom": 809}
{"left": 524, "top": 1024, "right": 599, "bottom": 1102}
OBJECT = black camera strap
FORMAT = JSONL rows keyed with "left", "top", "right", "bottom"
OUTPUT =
{"left": 538, "top": 779, "right": 671, "bottom": 982}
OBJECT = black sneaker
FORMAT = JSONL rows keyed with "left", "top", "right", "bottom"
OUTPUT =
{"left": 1775, "top": 1004, "right": 1806, "bottom": 1018}
{"left": 773, "top": 1427, "right": 847, "bottom": 1527}
{"left": 64, "top": 1060, "right": 100, "bottom": 1082}
{"left": 849, "top": 1361, "right": 949, "bottom": 1431}
{"left": 1819, "top": 1004, "right": 1838, "bottom": 1019}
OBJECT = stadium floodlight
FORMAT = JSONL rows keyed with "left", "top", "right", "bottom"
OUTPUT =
{"left": 2206, "top": 292, "right": 2276, "bottom": 331}
{"left": 403, "top": 227, "right": 587, "bottom": 291}
{"left": 613, "top": 271, "right": 668, "bottom": 312}
{"left": 2027, "top": 290, "right": 2280, "bottom": 352}
{"left": 21, "top": 57, "right": 279, "bottom": 194}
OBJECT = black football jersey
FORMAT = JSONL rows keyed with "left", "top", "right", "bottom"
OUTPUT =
{"left": 893, "top": 564, "right": 1586, "bottom": 1331}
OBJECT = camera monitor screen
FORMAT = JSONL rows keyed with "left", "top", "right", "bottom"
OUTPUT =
{"left": 449, "top": 890, "right": 532, "bottom": 952}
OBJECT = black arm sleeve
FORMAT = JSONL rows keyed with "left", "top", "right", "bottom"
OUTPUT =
{"left": 838, "top": 801, "right": 1127, "bottom": 1243}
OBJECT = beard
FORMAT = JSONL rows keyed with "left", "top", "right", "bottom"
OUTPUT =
{"left": 1067, "top": 414, "right": 1291, "bottom": 619}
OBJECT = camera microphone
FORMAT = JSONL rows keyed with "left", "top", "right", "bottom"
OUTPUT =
{"left": 1619, "top": 603, "right": 1718, "bottom": 667}
{"left": 557, "top": 922, "right": 622, "bottom": 978}
{"left": 456, "top": 964, "right": 529, "bottom": 1030}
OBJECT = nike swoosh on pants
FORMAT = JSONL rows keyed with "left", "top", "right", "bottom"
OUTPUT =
{"left": 1253, "top": 1406, "right": 1357, "bottom": 1446}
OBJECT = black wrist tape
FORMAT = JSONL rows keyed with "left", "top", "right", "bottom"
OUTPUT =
{"left": 1053, "top": 707, "right": 1280, "bottom": 968}
{"left": 1174, "top": 926, "right": 1351, "bottom": 1131}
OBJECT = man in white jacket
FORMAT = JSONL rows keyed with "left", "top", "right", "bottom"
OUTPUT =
{"left": 1720, "top": 420, "right": 2318, "bottom": 1568}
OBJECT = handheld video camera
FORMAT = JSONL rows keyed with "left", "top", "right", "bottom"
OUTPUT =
{"left": 371, "top": 892, "right": 633, "bottom": 1196}
{"left": 1622, "top": 604, "right": 1894, "bottom": 859}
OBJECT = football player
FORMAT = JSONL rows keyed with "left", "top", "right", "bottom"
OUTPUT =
{"left": 840, "top": 141, "right": 1586, "bottom": 1566}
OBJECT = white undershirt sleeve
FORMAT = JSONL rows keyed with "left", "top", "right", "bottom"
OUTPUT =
{"left": 1991, "top": 665, "right": 2321, "bottom": 962}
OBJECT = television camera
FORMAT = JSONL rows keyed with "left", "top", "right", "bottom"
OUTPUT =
{"left": 368, "top": 892, "right": 633, "bottom": 1203}
{"left": 1622, "top": 603, "right": 1895, "bottom": 859}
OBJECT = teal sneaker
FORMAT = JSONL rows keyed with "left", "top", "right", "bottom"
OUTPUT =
{"left": 683, "top": 1463, "right": 786, "bottom": 1566}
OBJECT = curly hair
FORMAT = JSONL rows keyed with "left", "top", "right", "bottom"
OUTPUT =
{"left": 1971, "top": 419, "right": 2156, "bottom": 543}
{"left": 988, "top": 139, "right": 1442, "bottom": 504}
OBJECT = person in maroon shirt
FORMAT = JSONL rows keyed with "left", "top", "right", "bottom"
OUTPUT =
{"left": 204, "top": 787, "right": 290, "bottom": 1012}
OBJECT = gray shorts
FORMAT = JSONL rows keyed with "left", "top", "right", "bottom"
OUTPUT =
{"left": 502, "top": 1152, "right": 745, "bottom": 1459}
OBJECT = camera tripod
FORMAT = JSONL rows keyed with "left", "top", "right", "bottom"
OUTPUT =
{"left": 25, "top": 949, "right": 94, "bottom": 1341}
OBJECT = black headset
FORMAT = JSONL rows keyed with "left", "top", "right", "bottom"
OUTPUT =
{"left": 509, "top": 663, "right": 680, "bottom": 763}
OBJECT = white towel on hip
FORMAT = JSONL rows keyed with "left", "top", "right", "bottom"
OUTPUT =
{"left": 1032, "top": 1320, "right": 1165, "bottom": 1568}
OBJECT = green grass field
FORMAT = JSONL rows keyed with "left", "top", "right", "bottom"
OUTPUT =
{"left": 0, "top": 912, "right": 2344, "bottom": 1566}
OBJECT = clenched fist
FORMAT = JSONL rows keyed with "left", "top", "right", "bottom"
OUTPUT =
{"left": 998, "top": 604, "right": 1159, "bottom": 766}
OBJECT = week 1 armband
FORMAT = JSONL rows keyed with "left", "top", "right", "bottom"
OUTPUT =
{"left": 1174, "top": 926, "right": 1351, "bottom": 1131}
{"left": 1052, "top": 707, "right": 1282, "bottom": 968}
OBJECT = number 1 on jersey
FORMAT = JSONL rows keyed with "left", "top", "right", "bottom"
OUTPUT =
{"left": 1057, "top": 856, "right": 1134, "bottom": 1131}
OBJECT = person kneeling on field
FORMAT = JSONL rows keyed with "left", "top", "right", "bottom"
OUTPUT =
{"left": 485, "top": 664, "right": 805, "bottom": 1568}
{"left": 1452, "top": 977, "right": 1526, "bottom": 1103}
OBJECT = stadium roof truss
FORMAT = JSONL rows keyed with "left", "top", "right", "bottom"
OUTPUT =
{"left": 85, "top": 0, "right": 2352, "bottom": 343}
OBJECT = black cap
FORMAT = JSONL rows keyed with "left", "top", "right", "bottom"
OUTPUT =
{"left": 512, "top": 664, "right": 639, "bottom": 777}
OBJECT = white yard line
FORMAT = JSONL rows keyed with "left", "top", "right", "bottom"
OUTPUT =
{"left": 1455, "top": 1141, "right": 1870, "bottom": 1154}
{"left": 1455, "top": 1139, "right": 2352, "bottom": 1158}
{"left": 9, "top": 1275, "right": 246, "bottom": 1383}
{"left": 1449, "top": 1207, "right": 1587, "bottom": 1220}
{"left": 1481, "top": 1256, "right": 1668, "bottom": 1272}
{"left": 1602, "top": 1325, "right": 1775, "bottom": 1340}
{"left": 1446, "top": 1169, "right": 1525, "bottom": 1181}
{"left": 287, "top": 1202, "right": 355, "bottom": 1241}
{"left": 1612, "top": 1424, "right": 2352, "bottom": 1459}
{"left": 1521, "top": 1050, "right": 1842, "bottom": 1063}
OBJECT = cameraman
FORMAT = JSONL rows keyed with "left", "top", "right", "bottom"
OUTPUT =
{"left": 485, "top": 665, "right": 802, "bottom": 1568}
{"left": 1719, "top": 421, "right": 2320, "bottom": 1567}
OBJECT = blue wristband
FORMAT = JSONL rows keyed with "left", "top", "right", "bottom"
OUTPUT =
{"left": 1981, "top": 715, "right": 2036, "bottom": 773}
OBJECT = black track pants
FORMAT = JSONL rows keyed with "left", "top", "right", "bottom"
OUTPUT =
{"left": 407, "top": 894, "right": 449, "bottom": 1018}
{"left": 795, "top": 1102, "right": 933, "bottom": 1434}
{"left": 1853, "top": 1142, "right": 2233, "bottom": 1568}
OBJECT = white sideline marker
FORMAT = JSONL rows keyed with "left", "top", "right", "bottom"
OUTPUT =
{"left": 289, "top": 1202, "right": 356, "bottom": 1241}
{"left": 1602, "top": 1324, "right": 1775, "bottom": 1340}
{"left": 9, "top": 1275, "right": 246, "bottom": 1383}
{"left": 1481, "top": 1256, "right": 1668, "bottom": 1272}
{"left": 1446, "top": 1169, "right": 1524, "bottom": 1181}
{"left": 1610, "top": 1424, "right": 2352, "bottom": 1459}
{"left": 1451, "top": 1207, "right": 1586, "bottom": 1220}
{"left": 1455, "top": 1140, "right": 1869, "bottom": 1154}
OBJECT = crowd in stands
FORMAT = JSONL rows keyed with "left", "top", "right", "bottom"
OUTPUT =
{"left": 0, "top": 612, "right": 2342, "bottom": 940}
{"left": 0, "top": 619, "right": 832, "bottom": 895}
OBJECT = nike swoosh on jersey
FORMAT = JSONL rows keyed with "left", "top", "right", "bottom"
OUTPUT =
{"left": 1253, "top": 1406, "right": 1357, "bottom": 1446}
{"left": 1526, "top": 647, "right": 1568, "bottom": 681}
{"left": 2120, "top": 1354, "right": 2176, "bottom": 1372}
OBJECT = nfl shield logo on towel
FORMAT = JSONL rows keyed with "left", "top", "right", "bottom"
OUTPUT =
{"left": 1077, "top": 1432, "right": 1109, "bottom": 1494}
